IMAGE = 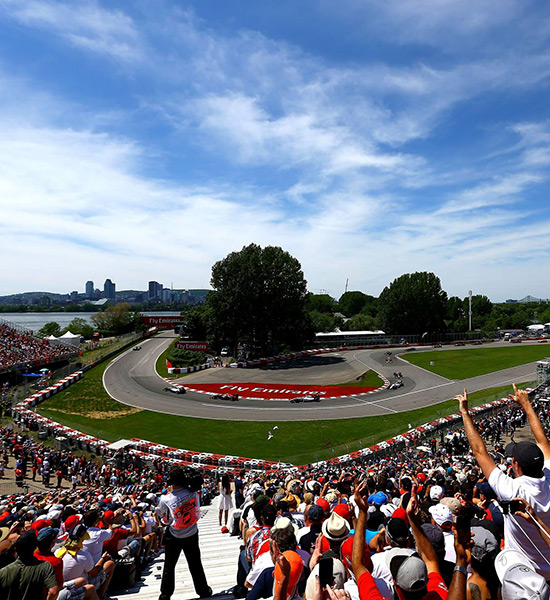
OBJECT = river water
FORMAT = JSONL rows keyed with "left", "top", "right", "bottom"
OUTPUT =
{"left": 0, "top": 311, "right": 181, "bottom": 333}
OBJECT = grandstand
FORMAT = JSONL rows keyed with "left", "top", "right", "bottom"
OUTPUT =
{"left": 0, "top": 318, "right": 79, "bottom": 374}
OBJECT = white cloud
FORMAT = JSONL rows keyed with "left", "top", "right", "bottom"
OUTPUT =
{"left": 0, "top": 0, "right": 142, "bottom": 60}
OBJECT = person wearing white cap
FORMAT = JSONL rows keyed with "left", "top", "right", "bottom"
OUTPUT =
{"left": 351, "top": 483, "right": 449, "bottom": 600}
{"left": 455, "top": 386, "right": 550, "bottom": 579}
{"left": 495, "top": 549, "right": 550, "bottom": 600}
{"left": 428, "top": 504, "right": 455, "bottom": 564}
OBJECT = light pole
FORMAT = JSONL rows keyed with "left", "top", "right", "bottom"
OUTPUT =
{"left": 468, "top": 290, "right": 472, "bottom": 332}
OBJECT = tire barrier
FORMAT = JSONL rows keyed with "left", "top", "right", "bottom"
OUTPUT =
{"left": 12, "top": 368, "right": 513, "bottom": 474}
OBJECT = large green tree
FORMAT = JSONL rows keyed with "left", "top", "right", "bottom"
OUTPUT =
{"left": 37, "top": 322, "right": 62, "bottom": 338}
{"left": 378, "top": 272, "right": 448, "bottom": 334}
{"left": 91, "top": 303, "right": 138, "bottom": 335}
{"left": 208, "top": 244, "right": 310, "bottom": 354}
{"left": 64, "top": 317, "right": 94, "bottom": 340}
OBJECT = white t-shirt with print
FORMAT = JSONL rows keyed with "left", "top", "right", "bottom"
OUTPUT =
{"left": 489, "top": 459, "right": 550, "bottom": 579}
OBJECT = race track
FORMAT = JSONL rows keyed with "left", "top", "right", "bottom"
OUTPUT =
{"left": 103, "top": 334, "right": 539, "bottom": 421}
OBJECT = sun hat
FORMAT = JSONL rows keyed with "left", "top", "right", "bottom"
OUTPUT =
{"left": 495, "top": 549, "right": 550, "bottom": 600}
{"left": 0, "top": 527, "right": 9, "bottom": 543}
{"left": 322, "top": 512, "right": 351, "bottom": 542}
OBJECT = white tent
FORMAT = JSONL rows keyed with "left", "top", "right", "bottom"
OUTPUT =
{"left": 527, "top": 324, "right": 545, "bottom": 331}
{"left": 58, "top": 330, "right": 81, "bottom": 347}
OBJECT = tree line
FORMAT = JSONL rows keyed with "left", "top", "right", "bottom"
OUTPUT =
{"left": 35, "top": 244, "right": 549, "bottom": 356}
{"left": 181, "top": 245, "right": 550, "bottom": 358}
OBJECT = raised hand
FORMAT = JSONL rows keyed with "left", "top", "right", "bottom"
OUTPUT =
{"left": 512, "top": 384, "right": 531, "bottom": 409}
{"left": 454, "top": 389, "right": 469, "bottom": 414}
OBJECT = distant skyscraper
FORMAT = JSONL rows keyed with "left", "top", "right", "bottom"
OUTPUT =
{"left": 85, "top": 280, "right": 94, "bottom": 299}
{"left": 148, "top": 281, "right": 163, "bottom": 302}
{"left": 104, "top": 279, "right": 116, "bottom": 300}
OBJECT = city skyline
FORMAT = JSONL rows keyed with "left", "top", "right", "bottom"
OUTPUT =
{"left": 1, "top": 1, "right": 549, "bottom": 301}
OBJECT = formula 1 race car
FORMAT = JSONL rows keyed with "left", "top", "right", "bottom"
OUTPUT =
{"left": 290, "top": 395, "right": 321, "bottom": 403}
{"left": 388, "top": 379, "right": 404, "bottom": 390}
{"left": 212, "top": 393, "right": 239, "bottom": 401}
{"left": 164, "top": 385, "right": 186, "bottom": 394}
{"left": 133, "top": 346, "right": 142, "bottom": 351}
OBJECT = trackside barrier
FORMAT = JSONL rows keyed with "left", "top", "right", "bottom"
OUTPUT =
{"left": 167, "top": 363, "right": 210, "bottom": 375}
{"left": 12, "top": 370, "right": 516, "bottom": 473}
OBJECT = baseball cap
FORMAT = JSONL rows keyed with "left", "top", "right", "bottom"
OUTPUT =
{"left": 332, "top": 503, "right": 352, "bottom": 522}
{"left": 368, "top": 491, "right": 388, "bottom": 506}
{"left": 386, "top": 548, "right": 428, "bottom": 593}
{"left": 0, "top": 527, "right": 9, "bottom": 543}
{"left": 429, "top": 504, "right": 453, "bottom": 527}
{"left": 321, "top": 512, "right": 351, "bottom": 542}
{"left": 64, "top": 515, "right": 81, "bottom": 530}
{"left": 421, "top": 523, "right": 444, "bottom": 550}
{"left": 476, "top": 482, "right": 497, "bottom": 501}
{"left": 440, "top": 496, "right": 462, "bottom": 516}
{"left": 37, "top": 527, "right": 59, "bottom": 545}
{"left": 316, "top": 498, "right": 330, "bottom": 515}
{"left": 68, "top": 524, "right": 90, "bottom": 541}
{"left": 30, "top": 519, "right": 52, "bottom": 532}
{"left": 430, "top": 485, "right": 444, "bottom": 501}
{"left": 471, "top": 527, "right": 498, "bottom": 561}
{"left": 307, "top": 504, "right": 325, "bottom": 523}
{"left": 495, "top": 549, "right": 550, "bottom": 600}
{"left": 340, "top": 535, "right": 372, "bottom": 571}
{"left": 505, "top": 442, "right": 544, "bottom": 473}
{"left": 386, "top": 517, "right": 410, "bottom": 546}
{"left": 391, "top": 507, "right": 408, "bottom": 525}
{"left": 103, "top": 510, "right": 115, "bottom": 524}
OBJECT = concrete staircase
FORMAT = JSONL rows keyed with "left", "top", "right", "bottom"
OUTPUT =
{"left": 111, "top": 505, "right": 241, "bottom": 600}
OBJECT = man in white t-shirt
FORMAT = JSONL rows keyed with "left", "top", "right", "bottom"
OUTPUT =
{"left": 456, "top": 385, "right": 550, "bottom": 579}
{"left": 56, "top": 523, "right": 111, "bottom": 599}
{"left": 157, "top": 467, "right": 212, "bottom": 600}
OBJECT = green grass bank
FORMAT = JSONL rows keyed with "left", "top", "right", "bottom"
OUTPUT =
{"left": 402, "top": 345, "right": 550, "bottom": 379}
{"left": 38, "top": 357, "right": 529, "bottom": 463}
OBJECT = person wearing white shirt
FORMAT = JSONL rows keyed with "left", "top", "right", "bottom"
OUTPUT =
{"left": 456, "top": 385, "right": 550, "bottom": 579}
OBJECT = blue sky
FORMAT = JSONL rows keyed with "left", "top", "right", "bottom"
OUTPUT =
{"left": 0, "top": 0, "right": 549, "bottom": 301}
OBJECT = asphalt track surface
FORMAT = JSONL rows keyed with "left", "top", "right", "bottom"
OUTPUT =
{"left": 103, "top": 333, "right": 541, "bottom": 422}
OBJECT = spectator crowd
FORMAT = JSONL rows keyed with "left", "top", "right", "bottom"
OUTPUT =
{"left": 0, "top": 323, "right": 77, "bottom": 373}
{"left": 1, "top": 384, "right": 550, "bottom": 600}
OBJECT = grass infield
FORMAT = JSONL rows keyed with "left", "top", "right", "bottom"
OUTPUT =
{"left": 402, "top": 344, "right": 550, "bottom": 380}
{"left": 37, "top": 352, "right": 530, "bottom": 463}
